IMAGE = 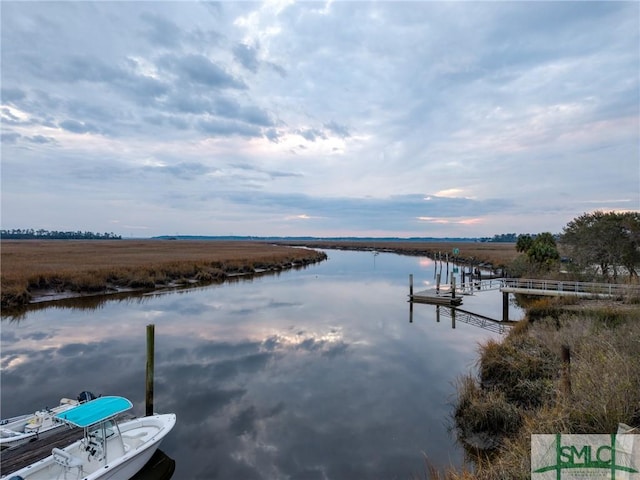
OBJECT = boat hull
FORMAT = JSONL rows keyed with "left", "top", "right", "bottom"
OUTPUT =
{"left": 0, "top": 414, "right": 176, "bottom": 480}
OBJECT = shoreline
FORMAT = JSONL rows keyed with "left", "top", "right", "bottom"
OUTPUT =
{"left": 1, "top": 240, "right": 518, "bottom": 312}
{"left": 450, "top": 295, "right": 640, "bottom": 479}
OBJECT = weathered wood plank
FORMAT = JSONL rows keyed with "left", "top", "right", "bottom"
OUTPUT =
{"left": 0, "top": 427, "right": 84, "bottom": 475}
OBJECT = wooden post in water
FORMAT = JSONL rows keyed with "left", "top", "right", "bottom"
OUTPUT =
{"left": 409, "top": 274, "right": 414, "bottom": 298}
{"left": 146, "top": 324, "right": 155, "bottom": 417}
{"left": 502, "top": 292, "right": 509, "bottom": 322}
{"left": 561, "top": 345, "right": 571, "bottom": 397}
{"left": 436, "top": 273, "right": 441, "bottom": 293}
{"left": 451, "top": 275, "right": 456, "bottom": 299}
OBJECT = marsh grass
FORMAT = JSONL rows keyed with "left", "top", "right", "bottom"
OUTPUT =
{"left": 277, "top": 240, "right": 519, "bottom": 268}
{"left": 450, "top": 302, "right": 640, "bottom": 480}
{"left": 1, "top": 240, "right": 327, "bottom": 309}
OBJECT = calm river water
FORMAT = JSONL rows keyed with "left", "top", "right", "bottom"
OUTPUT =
{"left": 1, "top": 249, "right": 522, "bottom": 479}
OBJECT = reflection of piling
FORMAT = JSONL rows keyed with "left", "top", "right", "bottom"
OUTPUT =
{"left": 436, "top": 305, "right": 440, "bottom": 322}
{"left": 451, "top": 307, "right": 456, "bottom": 329}
{"left": 502, "top": 292, "right": 509, "bottom": 322}
{"left": 409, "top": 301, "right": 413, "bottom": 323}
{"left": 146, "top": 324, "right": 155, "bottom": 417}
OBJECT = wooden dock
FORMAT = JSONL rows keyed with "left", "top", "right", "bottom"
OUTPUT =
{"left": 500, "top": 278, "right": 640, "bottom": 298}
{"left": 410, "top": 290, "right": 463, "bottom": 306}
{"left": 0, "top": 427, "right": 84, "bottom": 475}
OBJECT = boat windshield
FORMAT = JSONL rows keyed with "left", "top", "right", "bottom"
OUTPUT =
{"left": 90, "top": 419, "right": 117, "bottom": 441}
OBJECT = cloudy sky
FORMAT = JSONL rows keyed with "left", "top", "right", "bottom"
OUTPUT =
{"left": 1, "top": 1, "right": 638, "bottom": 238}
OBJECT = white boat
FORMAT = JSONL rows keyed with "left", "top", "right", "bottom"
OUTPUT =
{"left": 0, "top": 395, "right": 87, "bottom": 450}
{"left": 1, "top": 396, "right": 176, "bottom": 480}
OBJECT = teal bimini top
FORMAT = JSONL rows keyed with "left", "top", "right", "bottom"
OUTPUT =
{"left": 55, "top": 396, "right": 133, "bottom": 428}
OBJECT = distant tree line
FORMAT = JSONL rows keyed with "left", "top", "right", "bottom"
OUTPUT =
{"left": 485, "top": 233, "right": 519, "bottom": 243}
{"left": 0, "top": 229, "right": 122, "bottom": 240}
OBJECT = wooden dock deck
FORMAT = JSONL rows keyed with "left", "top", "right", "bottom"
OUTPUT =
{"left": 410, "top": 289, "right": 463, "bottom": 306}
{"left": 0, "top": 427, "right": 84, "bottom": 475}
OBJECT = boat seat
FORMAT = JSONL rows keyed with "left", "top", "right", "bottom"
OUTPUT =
{"left": 52, "top": 448, "right": 83, "bottom": 479}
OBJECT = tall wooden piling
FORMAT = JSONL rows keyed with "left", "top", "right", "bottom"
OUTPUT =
{"left": 436, "top": 273, "right": 441, "bottom": 293}
{"left": 451, "top": 276, "right": 456, "bottom": 299}
{"left": 409, "top": 274, "right": 414, "bottom": 298}
{"left": 146, "top": 324, "right": 155, "bottom": 417}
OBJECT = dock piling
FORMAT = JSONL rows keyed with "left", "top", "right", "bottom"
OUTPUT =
{"left": 146, "top": 324, "right": 155, "bottom": 417}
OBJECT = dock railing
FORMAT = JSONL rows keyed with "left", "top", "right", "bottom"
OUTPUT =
{"left": 499, "top": 278, "right": 640, "bottom": 298}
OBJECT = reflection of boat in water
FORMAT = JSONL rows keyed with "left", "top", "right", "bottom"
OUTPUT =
{"left": 0, "top": 392, "right": 96, "bottom": 450}
{"left": 1, "top": 396, "right": 176, "bottom": 480}
{"left": 131, "top": 449, "right": 176, "bottom": 480}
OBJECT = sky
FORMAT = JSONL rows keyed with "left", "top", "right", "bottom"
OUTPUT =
{"left": 1, "top": 1, "right": 639, "bottom": 239}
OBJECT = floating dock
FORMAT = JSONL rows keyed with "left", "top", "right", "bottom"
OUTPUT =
{"left": 410, "top": 290, "right": 463, "bottom": 306}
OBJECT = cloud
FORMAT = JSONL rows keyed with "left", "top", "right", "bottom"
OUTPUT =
{"left": 0, "top": 1, "right": 637, "bottom": 237}
{"left": 140, "top": 12, "right": 183, "bottom": 48}
{"left": 160, "top": 53, "right": 247, "bottom": 90}
{"left": 323, "top": 121, "right": 349, "bottom": 138}
{"left": 233, "top": 43, "right": 260, "bottom": 73}
{"left": 198, "top": 118, "right": 262, "bottom": 138}
{"left": 59, "top": 119, "right": 99, "bottom": 134}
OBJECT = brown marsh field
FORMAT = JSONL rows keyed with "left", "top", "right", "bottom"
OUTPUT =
{"left": 0, "top": 239, "right": 518, "bottom": 310}
{"left": 275, "top": 240, "right": 519, "bottom": 267}
{"left": 0, "top": 240, "right": 327, "bottom": 309}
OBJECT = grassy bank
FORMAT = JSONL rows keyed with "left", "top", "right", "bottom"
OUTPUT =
{"left": 0, "top": 240, "right": 327, "bottom": 310}
{"left": 443, "top": 297, "right": 640, "bottom": 480}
